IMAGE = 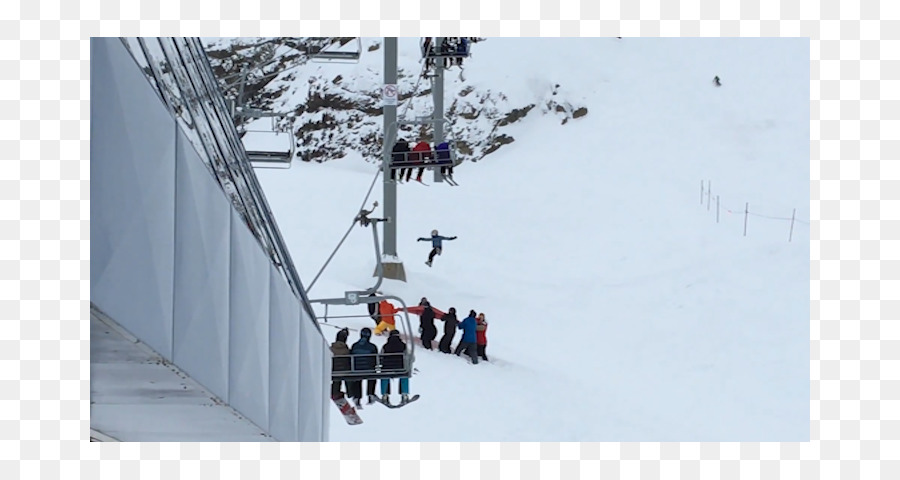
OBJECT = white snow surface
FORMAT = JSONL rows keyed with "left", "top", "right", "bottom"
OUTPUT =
{"left": 255, "top": 37, "right": 809, "bottom": 441}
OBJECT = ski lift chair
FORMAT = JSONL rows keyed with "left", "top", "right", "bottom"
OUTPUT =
{"left": 386, "top": 142, "right": 458, "bottom": 178}
{"left": 310, "top": 38, "right": 362, "bottom": 63}
{"left": 422, "top": 37, "right": 471, "bottom": 65}
{"left": 386, "top": 118, "right": 460, "bottom": 183}
{"left": 309, "top": 212, "right": 417, "bottom": 383}
{"left": 314, "top": 297, "right": 417, "bottom": 382}
{"left": 240, "top": 117, "right": 295, "bottom": 169}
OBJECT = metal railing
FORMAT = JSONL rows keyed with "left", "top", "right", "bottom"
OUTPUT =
{"left": 388, "top": 150, "right": 457, "bottom": 169}
{"left": 331, "top": 352, "right": 411, "bottom": 380}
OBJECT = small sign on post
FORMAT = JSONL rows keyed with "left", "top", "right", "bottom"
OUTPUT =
{"left": 383, "top": 84, "right": 398, "bottom": 106}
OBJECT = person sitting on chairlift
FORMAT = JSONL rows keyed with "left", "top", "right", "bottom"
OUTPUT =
{"left": 440, "top": 38, "right": 453, "bottom": 68}
{"left": 349, "top": 328, "right": 379, "bottom": 407}
{"left": 455, "top": 38, "right": 469, "bottom": 66}
{"left": 379, "top": 329, "right": 412, "bottom": 406}
{"left": 391, "top": 139, "right": 410, "bottom": 182}
{"left": 435, "top": 141, "right": 453, "bottom": 180}
{"left": 422, "top": 37, "right": 434, "bottom": 69}
{"left": 330, "top": 328, "right": 351, "bottom": 399}
{"left": 411, "top": 140, "right": 434, "bottom": 182}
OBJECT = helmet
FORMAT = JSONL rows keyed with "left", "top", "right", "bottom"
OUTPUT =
{"left": 336, "top": 328, "right": 349, "bottom": 342}
{"left": 431, "top": 229, "right": 438, "bottom": 236}
{"left": 360, "top": 327, "right": 372, "bottom": 338}
{"left": 389, "top": 329, "right": 400, "bottom": 337}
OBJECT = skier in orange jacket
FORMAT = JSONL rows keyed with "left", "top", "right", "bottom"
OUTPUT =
{"left": 374, "top": 299, "right": 401, "bottom": 336}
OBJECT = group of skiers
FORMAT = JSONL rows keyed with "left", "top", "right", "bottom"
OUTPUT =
{"left": 330, "top": 326, "right": 412, "bottom": 408}
{"left": 390, "top": 139, "right": 455, "bottom": 183}
{"left": 421, "top": 37, "right": 482, "bottom": 69}
{"left": 329, "top": 294, "right": 490, "bottom": 408}
{"left": 414, "top": 297, "right": 489, "bottom": 364}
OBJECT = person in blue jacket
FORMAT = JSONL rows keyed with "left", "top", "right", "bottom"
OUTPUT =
{"left": 453, "top": 310, "right": 479, "bottom": 364}
{"left": 349, "top": 327, "right": 379, "bottom": 407}
{"left": 435, "top": 141, "right": 454, "bottom": 180}
{"left": 417, "top": 229, "right": 457, "bottom": 267}
{"left": 454, "top": 37, "right": 469, "bottom": 66}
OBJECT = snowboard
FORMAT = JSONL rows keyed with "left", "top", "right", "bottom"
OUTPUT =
{"left": 332, "top": 396, "right": 364, "bottom": 425}
{"left": 372, "top": 394, "right": 420, "bottom": 409}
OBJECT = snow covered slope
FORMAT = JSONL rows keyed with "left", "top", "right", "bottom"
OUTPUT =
{"left": 252, "top": 37, "right": 809, "bottom": 441}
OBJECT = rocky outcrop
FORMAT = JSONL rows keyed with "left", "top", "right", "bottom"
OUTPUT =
{"left": 204, "top": 38, "right": 589, "bottom": 164}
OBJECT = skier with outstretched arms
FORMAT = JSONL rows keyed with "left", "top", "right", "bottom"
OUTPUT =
{"left": 417, "top": 229, "right": 457, "bottom": 267}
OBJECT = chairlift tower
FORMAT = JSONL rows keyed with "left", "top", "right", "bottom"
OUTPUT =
{"left": 378, "top": 37, "right": 469, "bottom": 281}
{"left": 431, "top": 37, "right": 446, "bottom": 183}
{"left": 380, "top": 37, "right": 406, "bottom": 282}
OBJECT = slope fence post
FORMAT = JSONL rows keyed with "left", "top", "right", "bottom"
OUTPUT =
{"left": 789, "top": 208, "right": 796, "bottom": 242}
{"left": 743, "top": 202, "right": 749, "bottom": 237}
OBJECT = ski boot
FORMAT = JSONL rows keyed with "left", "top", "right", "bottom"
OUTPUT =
{"left": 382, "top": 394, "right": 391, "bottom": 406}
{"left": 367, "top": 394, "right": 377, "bottom": 405}
{"left": 353, "top": 397, "right": 362, "bottom": 409}
{"left": 400, "top": 394, "right": 410, "bottom": 405}
{"left": 425, "top": 260, "right": 432, "bottom": 267}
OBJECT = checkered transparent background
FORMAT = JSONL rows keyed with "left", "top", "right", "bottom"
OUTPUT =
{"left": 6, "top": 0, "right": 894, "bottom": 477}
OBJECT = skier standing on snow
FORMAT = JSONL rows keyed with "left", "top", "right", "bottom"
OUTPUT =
{"left": 366, "top": 292, "right": 379, "bottom": 326}
{"left": 438, "top": 307, "right": 458, "bottom": 353}
{"left": 330, "top": 328, "right": 351, "bottom": 399}
{"left": 417, "top": 229, "right": 457, "bottom": 267}
{"left": 475, "top": 313, "right": 489, "bottom": 361}
{"left": 419, "top": 299, "right": 438, "bottom": 350}
{"left": 349, "top": 327, "right": 379, "bottom": 407}
{"left": 454, "top": 310, "right": 479, "bottom": 364}
{"left": 416, "top": 297, "right": 429, "bottom": 334}
{"left": 379, "top": 329, "right": 412, "bottom": 406}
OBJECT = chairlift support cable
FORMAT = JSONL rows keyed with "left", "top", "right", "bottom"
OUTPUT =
{"left": 306, "top": 166, "right": 383, "bottom": 293}
{"left": 398, "top": 61, "right": 429, "bottom": 121}
{"left": 310, "top": 219, "right": 417, "bottom": 381}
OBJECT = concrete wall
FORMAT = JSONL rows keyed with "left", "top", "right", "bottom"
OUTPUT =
{"left": 90, "top": 37, "right": 328, "bottom": 441}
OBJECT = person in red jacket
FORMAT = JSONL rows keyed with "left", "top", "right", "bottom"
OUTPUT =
{"left": 407, "top": 140, "right": 434, "bottom": 182}
{"left": 475, "top": 312, "right": 488, "bottom": 361}
{"left": 374, "top": 299, "right": 400, "bottom": 336}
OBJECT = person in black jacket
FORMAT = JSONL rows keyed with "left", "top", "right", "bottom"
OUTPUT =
{"left": 349, "top": 327, "right": 379, "bottom": 407}
{"left": 437, "top": 307, "right": 458, "bottom": 353}
{"left": 419, "top": 300, "right": 437, "bottom": 350}
{"left": 379, "top": 330, "right": 411, "bottom": 405}
{"left": 366, "top": 292, "right": 379, "bottom": 326}
{"left": 391, "top": 139, "right": 410, "bottom": 182}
